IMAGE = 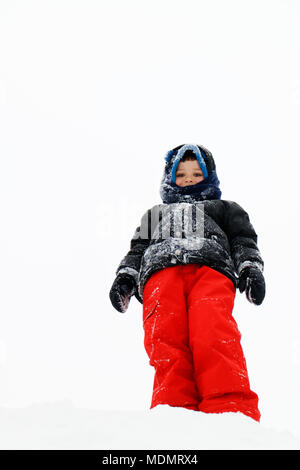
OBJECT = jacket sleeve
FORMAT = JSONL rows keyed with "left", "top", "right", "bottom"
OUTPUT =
{"left": 115, "top": 209, "right": 152, "bottom": 297}
{"left": 222, "top": 200, "right": 264, "bottom": 276}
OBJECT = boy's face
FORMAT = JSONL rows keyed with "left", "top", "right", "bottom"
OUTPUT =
{"left": 175, "top": 159, "right": 204, "bottom": 187}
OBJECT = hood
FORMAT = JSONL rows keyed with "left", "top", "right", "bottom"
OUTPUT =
{"left": 159, "top": 143, "right": 222, "bottom": 204}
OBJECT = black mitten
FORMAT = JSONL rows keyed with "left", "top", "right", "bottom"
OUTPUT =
{"left": 238, "top": 266, "right": 266, "bottom": 305}
{"left": 109, "top": 273, "right": 136, "bottom": 313}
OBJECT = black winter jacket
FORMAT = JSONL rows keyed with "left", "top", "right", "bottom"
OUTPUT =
{"left": 114, "top": 144, "right": 264, "bottom": 304}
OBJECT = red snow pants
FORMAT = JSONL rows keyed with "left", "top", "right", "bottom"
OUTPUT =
{"left": 142, "top": 264, "right": 260, "bottom": 421}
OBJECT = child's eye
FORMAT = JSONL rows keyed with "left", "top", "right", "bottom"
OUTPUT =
{"left": 176, "top": 174, "right": 184, "bottom": 177}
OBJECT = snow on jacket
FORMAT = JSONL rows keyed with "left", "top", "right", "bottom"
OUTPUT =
{"left": 115, "top": 144, "right": 264, "bottom": 304}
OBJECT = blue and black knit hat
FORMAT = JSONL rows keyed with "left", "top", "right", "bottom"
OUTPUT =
{"left": 160, "top": 143, "right": 222, "bottom": 203}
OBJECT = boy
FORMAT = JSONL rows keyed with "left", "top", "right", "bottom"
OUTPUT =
{"left": 109, "top": 144, "right": 265, "bottom": 421}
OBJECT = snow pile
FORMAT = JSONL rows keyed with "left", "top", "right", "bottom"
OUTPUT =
{"left": 0, "top": 400, "right": 299, "bottom": 450}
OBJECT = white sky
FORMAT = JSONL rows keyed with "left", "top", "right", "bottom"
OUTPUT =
{"left": 0, "top": 0, "right": 300, "bottom": 440}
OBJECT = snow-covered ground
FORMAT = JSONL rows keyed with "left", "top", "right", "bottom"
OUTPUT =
{"left": 0, "top": 400, "right": 299, "bottom": 450}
